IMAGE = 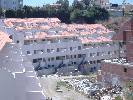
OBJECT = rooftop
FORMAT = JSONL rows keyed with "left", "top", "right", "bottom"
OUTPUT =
{"left": 0, "top": 18, "right": 115, "bottom": 47}
{"left": 0, "top": 31, "right": 12, "bottom": 50}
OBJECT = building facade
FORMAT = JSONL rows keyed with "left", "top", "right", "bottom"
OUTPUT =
{"left": 0, "top": 0, "right": 23, "bottom": 10}
{"left": 0, "top": 18, "right": 126, "bottom": 75}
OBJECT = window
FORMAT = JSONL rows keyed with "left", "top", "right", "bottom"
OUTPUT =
{"left": 92, "top": 53, "right": 96, "bottom": 57}
{"left": 88, "top": 44, "right": 92, "bottom": 47}
{"left": 51, "top": 57, "right": 54, "bottom": 61}
{"left": 34, "top": 40, "right": 37, "bottom": 43}
{"left": 74, "top": 55, "right": 76, "bottom": 58}
{"left": 101, "top": 59, "right": 105, "bottom": 61}
{"left": 47, "top": 49, "right": 50, "bottom": 53}
{"left": 108, "top": 51, "right": 111, "bottom": 55}
{"left": 48, "top": 58, "right": 50, "bottom": 62}
{"left": 124, "top": 50, "right": 126, "bottom": 53}
{"left": 38, "top": 58, "right": 42, "bottom": 61}
{"left": 34, "top": 50, "right": 37, "bottom": 54}
{"left": 43, "top": 58, "right": 46, "bottom": 62}
{"left": 61, "top": 48, "right": 66, "bottom": 51}
{"left": 27, "top": 51, "right": 30, "bottom": 55}
{"left": 78, "top": 54, "right": 82, "bottom": 58}
{"left": 74, "top": 62, "right": 76, "bottom": 65}
{"left": 33, "top": 59, "right": 38, "bottom": 63}
{"left": 66, "top": 55, "right": 70, "bottom": 59}
{"left": 90, "top": 61, "right": 93, "bottom": 64}
{"left": 57, "top": 48, "right": 59, "bottom": 52}
{"left": 97, "top": 52, "right": 100, "bottom": 56}
{"left": 56, "top": 56, "right": 60, "bottom": 60}
{"left": 71, "top": 55, "right": 73, "bottom": 59}
{"left": 78, "top": 54, "right": 85, "bottom": 58}
{"left": 84, "top": 44, "right": 87, "bottom": 46}
{"left": 70, "top": 47, "right": 73, "bottom": 51}
{"left": 78, "top": 46, "right": 81, "bottom": 50}
{"left": 24, "top": 40, "right": 30, "bottom": 45}
{"left": 34, "top": 50, "right": 43, "bottom": 54}
{"left": 124, "top": 68, "right": 127, "bottom": 72}
{"left": 114, "top": 51, "right": 117, "bottom": 54}
{"left": 42, "top": 39, "right": 46, "bottom": 41}
{"left": 40, "top": 50, "right": 44, "bottom": 54}
{"left": 97, "top": 60, "right": 101, "bottom": 63}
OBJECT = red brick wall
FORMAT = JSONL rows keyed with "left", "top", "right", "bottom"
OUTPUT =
{"left": 112, "top": 19, "right": 132, "bottom": 40}
{"left": 98, "top": 62, "right": 133, "bottom": 82}
{"left": 112, "top": 18, "right": 133, "bottom": 62}
{"left": 127, "top": 42, "right": 133, "bottom": 62}
{"left": 126, "top": 31, "right": 133, "bottom": 62}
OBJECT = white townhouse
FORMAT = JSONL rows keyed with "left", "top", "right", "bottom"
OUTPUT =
{"left": 0, "top": 18, "right": 126, "bottom": 75}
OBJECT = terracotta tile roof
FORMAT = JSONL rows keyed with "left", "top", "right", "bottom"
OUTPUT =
{"left": 0, "top": 31, "right": 12, "bottom": 50}
{"left": 3, "top": 18, "right": 113, "bottom": 43}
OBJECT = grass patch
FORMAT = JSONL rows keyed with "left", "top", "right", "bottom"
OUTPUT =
{"left": 115, "top": 96, "right": 122, "bottom": 100}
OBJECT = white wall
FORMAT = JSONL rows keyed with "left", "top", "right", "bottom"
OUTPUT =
{"left": 22, "top": 40, "right": 120, "bottom": 68}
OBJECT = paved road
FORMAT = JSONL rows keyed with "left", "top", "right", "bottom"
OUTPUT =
{"left": 39, "top": 75, "right": 92, "bottom": 100}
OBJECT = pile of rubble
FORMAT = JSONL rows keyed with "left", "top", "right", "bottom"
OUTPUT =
{"left": 61, "top": 78, "right": 123, "bottom": 100}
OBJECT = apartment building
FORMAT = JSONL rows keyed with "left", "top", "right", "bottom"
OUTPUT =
{"left": 97, "top": 18, "right": 133, "bottom": 87}
{"left": 0, "top": 0, "right": 23, "bottom": 10}
{"left": 0, "top": 18, "right": 125, "bottom": 75}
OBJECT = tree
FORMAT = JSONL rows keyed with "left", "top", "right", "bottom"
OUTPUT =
{"left": 3, "top": 1, "right": 109, "bottom": 24}
{"left": 56, "top": 0, "right": 70, "bottom": 23}
{"left": 45, "top": 5, "right": 57, "bottom": 17}
{"left": 16, "top": 9, "right": 24, "bottom": 18}
{"left": 0, "top": 8, "right": 4, "bottom": 17}
{"left": 82, "top": 9, "right": 95, "bottom": 23}
{"left": 70, "top": 6, "right": 109, "bottom": 24}
{"left": 5, "top": 10, "right": 16, "bottom": 18}
{"left": 56, "top": 0, "right": 69, "bottom": 10}
{"left": 72, "top": 0, "right": 85, "bottom": 9}
{"left": 70, "top": 9, "right": 82, "bottom": 23}
{"left": 82, "top": 0, "right": 91, "bottom": 6}
{"left": 57, "top": 8, "right": 70, "bottom": 23}
{"left": 23, "top": 6, "right": 33, "bottom": 18}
